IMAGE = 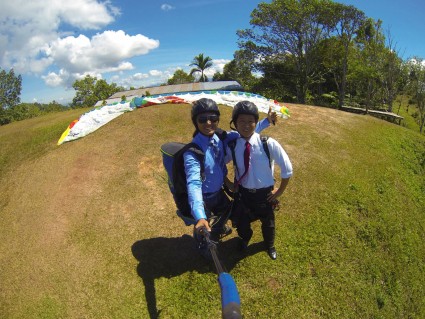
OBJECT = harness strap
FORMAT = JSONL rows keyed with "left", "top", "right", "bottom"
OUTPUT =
{"left": 261, "top": 136, "right": 272, "bottom": 169}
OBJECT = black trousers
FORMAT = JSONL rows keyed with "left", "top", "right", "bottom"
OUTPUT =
{"left": 231, "top": 186, "right": 275, "bottom": 249}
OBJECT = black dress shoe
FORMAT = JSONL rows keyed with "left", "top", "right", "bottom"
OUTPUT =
{"left": 267, "top": 247, "right": 277, "bottom": 260}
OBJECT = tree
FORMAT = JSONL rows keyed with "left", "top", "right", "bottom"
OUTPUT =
{"left": 72, "top": 75, "right": 97, "bottom": 107}
{"left": 237, "top": 0, "right": 335, "bottom": 104}
{"left": 189, "top": 53, "right": 213, "bottom": 82}
{"left": 349, "top": 18, "right": 386, "bottom": 111}
{"left": 43, "top": 100, "right": 65, "bottom": 113}
{"left": 217, "top": 60, "right": 239, "bottom": 82}
{"left": 227, "top": 50, "right": 257, "bottom": 89}
{"left": 327, "top": 3, "right": 366, "bottom": 108}
{"left": 9, "top": 103, "right": 41, "bottom": 121}
{"left": 212, "top": 53, "right": 257, "bottom": 90}
{"left": 380, "top": 30, "right": 404, "bottom": 112}
{"left": 406, "top": 58, "right": 425, "bottom": 133}
{"left": 252, "top": 58, "right": 299, "bottom": 102}
{"left": 167, "top": 69, "right": 195, "bottom": 85}
{"left": 212, "top": 71, "right": 225, "bottom": 81}
{"left": 0, "top": 68, "right": 22, "bottom": 110}
{"left": 72, "top": 75, "right": 124, "bottom": 107}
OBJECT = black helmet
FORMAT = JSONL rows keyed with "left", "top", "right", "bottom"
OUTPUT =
{"left": 191, "top": 98, "right": 220, "bottom": 126}
{"left": 231, "top": 100, "right": 259, "bottom": 126}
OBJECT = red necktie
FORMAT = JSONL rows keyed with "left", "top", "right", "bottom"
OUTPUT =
{"left": 236, "top": 141, "right": 250, "bottom": 187}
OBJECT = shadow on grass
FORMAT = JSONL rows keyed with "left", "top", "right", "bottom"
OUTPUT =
{"left": 131, "top": 234, "right": 264, "bottom": 319}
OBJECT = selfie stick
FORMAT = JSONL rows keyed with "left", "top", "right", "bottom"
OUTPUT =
{"left": 199, "top": 227, "right": 241, "bottom": 319}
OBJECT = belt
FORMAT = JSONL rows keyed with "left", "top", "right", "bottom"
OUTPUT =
{"left": 239, "top": 186, "right": 272, "bottom": 193}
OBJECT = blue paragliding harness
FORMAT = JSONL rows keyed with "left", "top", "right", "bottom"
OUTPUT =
{"left": 161, "top": 141, "right": 205, "bottom": 225}
{"left": 160, "top": 129, "right": 234, "bottom": 227}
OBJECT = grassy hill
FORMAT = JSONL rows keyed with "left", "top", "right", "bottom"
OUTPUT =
{"left": 1, "top": 103, "right": 424, "bottom": 319}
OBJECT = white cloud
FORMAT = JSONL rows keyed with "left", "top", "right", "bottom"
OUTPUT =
{"left": 110, "top": 59, "right": 230, "bottom": 90}
{"left": 203, "top": 58, "right": 229, "bottom": 77}
{"left": 115, "top": 70, "right": 168, "bottom": 89}
{"left": 47, "top": 31, "right": 158, "bottom": 72}
{"left": 0, "top": 0, "right": 159, "bottom": 89}
{"left": 149, "top": 70, "right": 164, "bottom": 77}
{"left": 57, "top": 0, "right": 120, "bottom": 29}
{"left": 132, "top": 73, "right": 149, "bottom": 80}
{"left": 160, "top": 4, "right": 175, "bottom": 11}
{"left": 0, "top": 0, "right": 119, "bottom": 70}
{"left": 42, "top": 71, "right": 67, "bottom": 87}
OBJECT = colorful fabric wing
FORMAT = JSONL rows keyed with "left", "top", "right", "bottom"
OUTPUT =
{"left": 57, "top": 91, "right": 289, "bottom": 145}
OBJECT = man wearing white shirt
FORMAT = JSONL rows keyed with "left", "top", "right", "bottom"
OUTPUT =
{"left": 226, "top": 101, "right": 293, "bottom": 260}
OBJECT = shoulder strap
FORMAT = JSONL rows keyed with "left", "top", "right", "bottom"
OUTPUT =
{"left": 172, "top": 143, "right": 205, "bottom": 194}
{"left": 260, "top": 135, "right": 272, "bottom": 169}
{"left": 184, "top": 142, "right": 204, "bottom": 158}
{"left": 214, "top": 128, "right": 227, "bottom": 141}
{"left": 183, "top": 142, "right": 205, "bottom": 180}
{"left": 214, "top": 128, "right": 228, "bottom": 156}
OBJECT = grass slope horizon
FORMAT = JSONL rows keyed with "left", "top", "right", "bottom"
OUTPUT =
{"left": 1, "top": 103, "right": 424, "bottom": 319}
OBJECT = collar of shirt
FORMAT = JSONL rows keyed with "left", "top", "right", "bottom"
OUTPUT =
{"left": 193, "top": 132, "right": 219, "bottom": 151}
{"left": 236, "top": 133, "right": 259, "bottom": 148}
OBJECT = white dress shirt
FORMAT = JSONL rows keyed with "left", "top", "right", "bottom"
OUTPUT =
{"left": 225, "top": 132, "right": 293, "bottom": 189}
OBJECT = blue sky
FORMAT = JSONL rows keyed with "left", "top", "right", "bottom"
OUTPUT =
{"left": 1, "top": 0, "right": 424, "bottom": 105}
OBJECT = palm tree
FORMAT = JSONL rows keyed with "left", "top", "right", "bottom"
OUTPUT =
{"left": 189, "top": 53, "right": 213, "bottom": 82}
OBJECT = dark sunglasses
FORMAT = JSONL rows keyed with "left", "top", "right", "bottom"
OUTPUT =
{"left": 197, "top": 115, "right": 219, "bottom": 124}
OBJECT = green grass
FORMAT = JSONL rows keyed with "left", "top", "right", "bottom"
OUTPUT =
{"left": 0, "top": 108, "right": 91, "bottom": 177}
{"left": 0, "top": 103, "right": 424, "bottom": 318}
{"left": 393, "top": 95, "right": 424, "bottom": 135}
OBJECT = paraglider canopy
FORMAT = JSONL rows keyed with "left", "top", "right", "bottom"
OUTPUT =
{"left": 57, "top": 90, "right": 290, "bottom": 145}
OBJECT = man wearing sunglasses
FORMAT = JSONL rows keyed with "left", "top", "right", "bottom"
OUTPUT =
{"left": 184, "top": 98, "right": 276, "bottom": 256}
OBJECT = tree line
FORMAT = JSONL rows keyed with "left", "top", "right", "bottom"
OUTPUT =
{"left": 216, "top": 0, "right": 425, "bottom": 132}
{"left": 167, "top": 0, "right": 425, "bottom": 132}
{"left": 1, "top": 0, "right": 424, "bottom": 132}
{"left": 0, "top": 71, "right": 127, "bottom": 125}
